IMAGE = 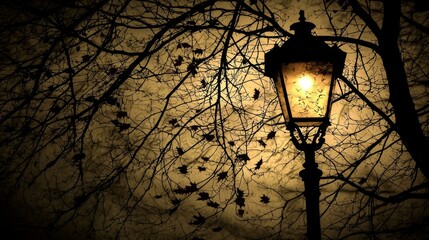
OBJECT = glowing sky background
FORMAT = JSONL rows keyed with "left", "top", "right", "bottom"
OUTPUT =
{"left": 0, "top": 0, "right": 428, "bottom": 239}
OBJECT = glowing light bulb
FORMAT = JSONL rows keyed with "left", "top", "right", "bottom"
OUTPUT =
{"left": 297, "top": 75, "right": 313, "bottom": 91}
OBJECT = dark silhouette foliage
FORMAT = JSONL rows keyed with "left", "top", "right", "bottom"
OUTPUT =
{"left": 0, "top": 0, "right": 428, "bottom": 239}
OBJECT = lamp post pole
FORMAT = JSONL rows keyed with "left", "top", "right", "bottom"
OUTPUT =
{"left": 264, "top": 10, "right": 346, "bottom": 240}
{"left": 300, "top": 145, "right": 322, "bottom": 240}
{"left": 289, "top": 123, "right": 325, "bottom": 240}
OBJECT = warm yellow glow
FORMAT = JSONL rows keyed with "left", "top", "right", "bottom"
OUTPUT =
{"left": 281, "top": 62, "right": 334, "bottom": 123}
{"left": 297, "top": 75, "right": 313, "bottom": 91}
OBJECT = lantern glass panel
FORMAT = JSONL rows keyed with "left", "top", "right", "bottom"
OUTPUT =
{"left": 279, "top": 61, "right": 334, "bottom": 126}
{"left": 275, "top": 71, "right": 291, "bottom": 124}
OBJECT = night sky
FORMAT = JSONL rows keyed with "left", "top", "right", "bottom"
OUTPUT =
{"left": 0, "top": 0, "right": 428, "bottom": 239}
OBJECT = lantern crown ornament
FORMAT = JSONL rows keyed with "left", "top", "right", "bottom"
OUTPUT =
{"left": 265, "top": 10, "right": 346, "bottom": 128}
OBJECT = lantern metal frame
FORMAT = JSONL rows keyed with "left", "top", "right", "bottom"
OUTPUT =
{"left": 265, "top": 11, "right": 346, "bottom": 132}
{"left": 264, "top": 10, "right": 346, "bottom": 240}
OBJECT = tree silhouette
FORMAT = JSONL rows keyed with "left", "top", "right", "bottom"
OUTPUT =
{"left": 0, "top": 0, "right": 428, "bottom": 239}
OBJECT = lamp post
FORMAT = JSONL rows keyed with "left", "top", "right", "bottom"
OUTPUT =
{"left": 265, "top": 11, "right": 346, "bottom": 240}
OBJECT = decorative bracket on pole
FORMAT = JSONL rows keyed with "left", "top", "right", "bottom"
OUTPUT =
{"left": 286, "top": 121, "right": 329, "bottom": 152}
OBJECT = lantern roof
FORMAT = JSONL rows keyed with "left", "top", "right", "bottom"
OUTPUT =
{"left": 265, "top": 11, "right": 346, "bottom": 79}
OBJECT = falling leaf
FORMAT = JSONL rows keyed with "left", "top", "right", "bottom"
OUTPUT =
{"left": 200, "top": 79, "right": 207, "bottom": 88}
{"left": 154, "top": 195, "right": 162, "bottom": 199}
{"left": 177, "top": 42, "right": 192, "bottom": 49}
{"left": 212, "top": 226, "right": 223, "bottom": 232}
{"left": 267, "top": 130, "right": 276, "bottom": 140}
{"left": 84, "top": 96, "right": 97, "bottom": 102}
{"left": 255, "top": 159, "right": 263, "bottom": 170}
{"left": 177, "top": 147, "right": 185, "bottom": 155}
{"left": 217, "top": 171, "right": 227, "bottom": 182}
{"left": 178, "top": 165, "right": 188, "bottom": 174}
{"left": 237, "top": 154, "right": 250, "bottom": 162}
{"left": 174, "top": 55, "right": 184, "bottom": 66}
{"left": 110, "top": 120, "right": 130, "bottom": 132}
{"left": 190, "top": 125, "right": 199, "bottom": 131}
{"left": 203, "top": 134, "right": 215, "bottom": 141}
{"left": 237, "top": 209, "right": 244, "bottom": 217}
{"left": 186, "top": 182, "right": 199, "bottom": 192}
{"left": 81, "top": 55, "right": 91, "bottom": 62}
{"left": 193, "top": 48, "right": 203, "bottom": 55}
{"left": 118, "top": 123, "right": 130, "bottom": 132}
{"left": 105, "top": 96, "right": 118, "bottom": 106}
{"left": 173, "top": 182, "right": 198, "bottom": 194}
{"left": 235, "top": 189, "right": 245, "bottom": 208}
{"left": 207, "top": 200, "right": 219, "bottom": 208}
{"left": 169, "top": 118, "right": 178, "bottom": 126}
{"left": 253, "top": 88, "right": 260, "bottom": 100}
{"left": 201, "top": 157, "right": 209, "bottom": 162}
{"left": 108, "top": 67, "right": 118, "bottom": 75}
{"left": 228, "top": 141, "right": 235, "bottom": 146}
{"left": 173, "top": 187, "right": 187, "bottom": 195}
{"left": 260, "top": 194, "right": 270, "bottom": 204}
{"left": 72, "top": 153, "right": 86, "bottom": 162}
{"left": 189, "top": 213, "right": 205, "bottom": 225}
{"left": 171, "top": 198, "right": 181, "bottom": 205}
{"left": 116, "top": 111, "right": 128, "bottom": 118}
{"left": 258, "top": 139, "right": 266, "bottom": 148}
{"left": 181, "top": 43, "right": 191, "bottom": 48}
{"left": 187, "top": 62, "right": 197, "bottom": 76}
{"left": 198, "top": 166, "right": 206, "bottom": 171}
{"left": 111, "top": 119, "right": 121, "bottom": 126}
{"left": 358, "top": 177, "right": 367, "bottom": 185}
{"left": 197, "top": 192, "right": 210, "bottom": 201}
{"left": 234, "top": 197, "right": 246, "bottom": 207}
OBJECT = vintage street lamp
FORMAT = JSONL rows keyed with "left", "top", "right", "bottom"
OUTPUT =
{"left": 265, "top": 11, "right": 346, "bottom": 240}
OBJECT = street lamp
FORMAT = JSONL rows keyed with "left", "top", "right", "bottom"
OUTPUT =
{"left": 265, "top": 10, "right": 346, "bottom": 240}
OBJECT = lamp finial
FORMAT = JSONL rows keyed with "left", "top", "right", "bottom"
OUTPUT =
{"left": 299, "top": 10, "right": 306, "bottom": 22}
{"left": 290, "top": 10, "right": 315, "bottom": 36}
